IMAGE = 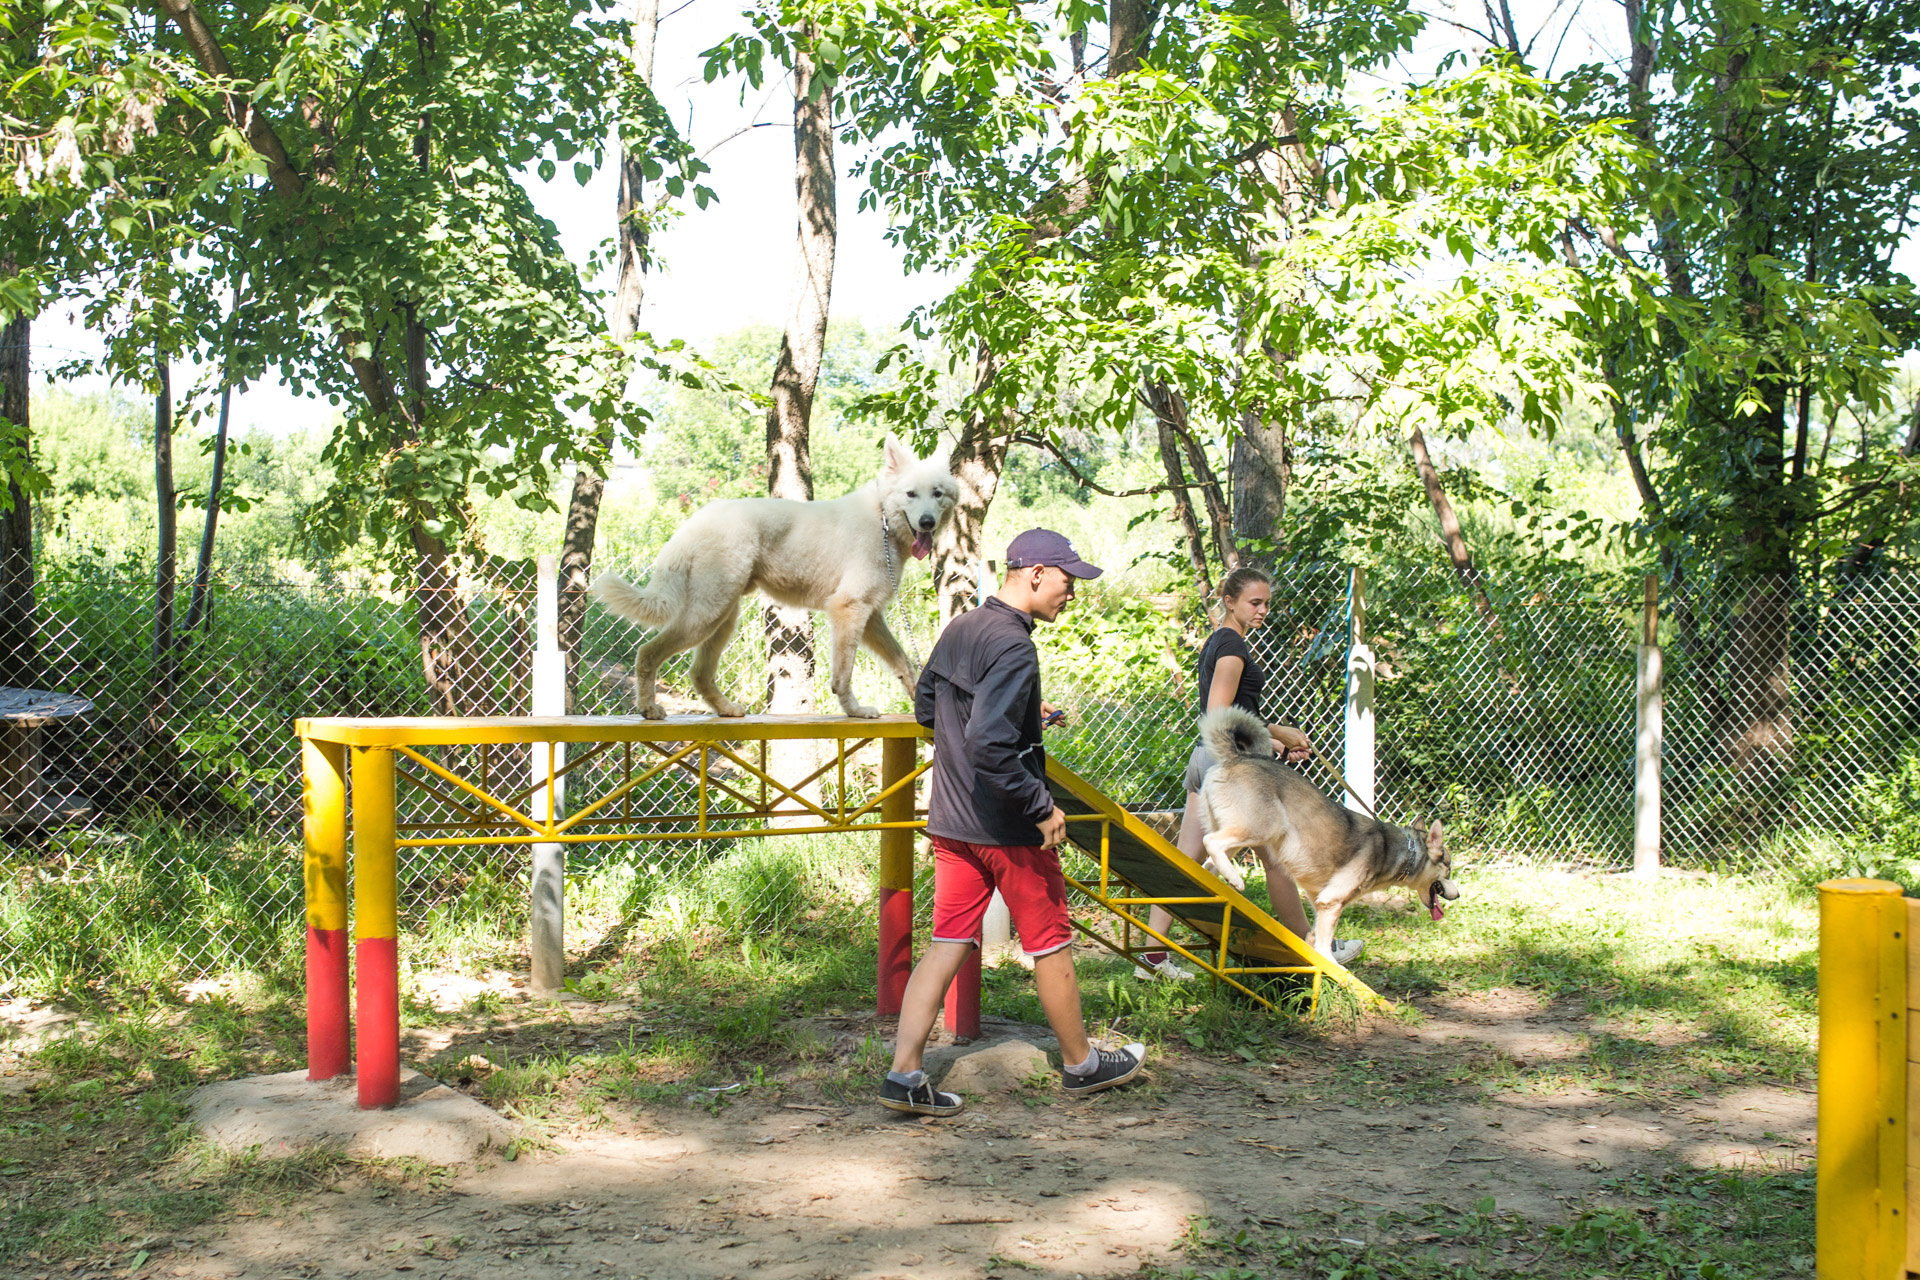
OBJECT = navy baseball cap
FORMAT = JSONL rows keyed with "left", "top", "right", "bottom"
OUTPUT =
{"left": 1005, "top": 529, "right": 1104, "bottom": 579}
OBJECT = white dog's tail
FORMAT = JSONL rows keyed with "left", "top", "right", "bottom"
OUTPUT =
{"left": 590, "top": 570, "right": 682, "bottom": 628}
{"left": 1199, "top": 705, "right": 1273, "bottom": 762}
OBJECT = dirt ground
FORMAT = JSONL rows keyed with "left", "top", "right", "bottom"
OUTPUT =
{"left": 121, "top": 989, "right": 1813, "bottom": 1280}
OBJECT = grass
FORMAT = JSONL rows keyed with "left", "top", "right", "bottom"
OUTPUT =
{"left": 0, "top": 832, "right": 1821, "bottom": 1268}
{"left": 1148, "top": 1165, "right": 1814, "bottom": 1279}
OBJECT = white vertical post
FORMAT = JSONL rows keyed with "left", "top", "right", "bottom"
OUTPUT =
{"left": 1344, "top": 565, "right": 1375, "bottom": 815}
{"left": 975, "top": 557, "right": 997, "bottom": 608}
{"left": 530, "top": 554, "right": 568, "bottom": 995}
{"left": 1634, "top": 573, "right": 1663, "bottom": 879}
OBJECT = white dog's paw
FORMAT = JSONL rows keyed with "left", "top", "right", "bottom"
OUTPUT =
{"left": 841, "top": 701, "right": 881, "bottom": 719}
{"left": 711, "top": 699, "right": 747, "bottom": 718}
{"left": 640, "top": 703, "right": 667, "bottom": 721}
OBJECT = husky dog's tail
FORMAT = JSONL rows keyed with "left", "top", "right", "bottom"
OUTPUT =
{"left": 1199, "top": 705, "right": 1273, "bottom": 762}
{"left": 590, "top": 569, "right": 682, "bottom": 628}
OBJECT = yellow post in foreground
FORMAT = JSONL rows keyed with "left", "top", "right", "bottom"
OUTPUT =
{"left": 1818, "top": 878, "right": 1907, "bottom": 1280}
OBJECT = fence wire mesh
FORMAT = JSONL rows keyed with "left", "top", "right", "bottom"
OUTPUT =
{"left": 3, "top": 558, "right": 1917, "bottom": 991}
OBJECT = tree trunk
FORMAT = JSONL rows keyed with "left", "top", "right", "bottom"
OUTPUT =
{"left": 1724, "top": 573, "right": 1793, "bottom": 779}
{"left": 150, "top": 351, "right": 177, "bottom": 733}
{"left": 934, "top": 346, "right": 1012, "bottom": 626}
{"left": 1720, "top": 390, "right": 1795, "bottom": 778}
{"left": 559, "top": 0, "right": 659, "bottom": 711}
{"left": 402, "top": 297, "right": 476, "bottom": 717}
{"left": 1714, "top": 34, "right": 1797, "bottom": 781}
{"left": 183, "top": 383, "right": 230, "bottom": 634}
{"left": 1149, "top": 382, "right": 1236, "bottom": 572}
{"left": 1153, "top": 403, "right": 1211, "bottom": 597}
{"left": 1408, "top": 420, "right": 1494, "bottom": 618}
{"left": 0, "top": 299, "right": 34, "bottom": 688}
{"left": 764, "top": 39, "right": 836, "bottom": 727}
{"left": 1232, "top": 399, "right": 1288, "bottom": 569}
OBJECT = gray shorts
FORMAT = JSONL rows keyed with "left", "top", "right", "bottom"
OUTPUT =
{"left": 1181, "top": 742, "right": 1215, "bottom": 795}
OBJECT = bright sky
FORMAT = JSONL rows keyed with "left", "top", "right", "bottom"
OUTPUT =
{"left": 31, "top": 0, "right": 1919, "bottom": 437}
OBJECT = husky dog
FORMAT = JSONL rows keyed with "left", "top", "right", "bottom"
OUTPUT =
{"left": 1191, "top": 706, "right": 1460, "bottom": 963}
{"left": 592, "top": 436, "right": 958, "bottom": 720}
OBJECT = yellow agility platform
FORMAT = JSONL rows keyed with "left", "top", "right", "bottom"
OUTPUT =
{"left": 295, "top": 713, "right": 1383, "bottom": 1106}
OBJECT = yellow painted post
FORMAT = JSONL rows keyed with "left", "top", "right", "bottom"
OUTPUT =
{"left": 877, "top": 737, "right": 916, "bottom": 1014}
{"left": 1906, "top": 898, "right": 1920, "bottom": 1272}
{"left": 302, "top": 737, "right": 349, "bottom": 1080}
{"left": 1818, "top": 878, "right": 1906, "bottom": 1279}
{"left": 352, "top": 747, "right": 400, "bottom": 1110}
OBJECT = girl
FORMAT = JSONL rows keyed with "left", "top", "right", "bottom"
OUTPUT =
{"left": 1136, "top": 566, "right": 1363, "bottom": 977}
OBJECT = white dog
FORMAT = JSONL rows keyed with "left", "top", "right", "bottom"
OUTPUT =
{"left": 591, "top": 436, "right": 958, "bottom": 719}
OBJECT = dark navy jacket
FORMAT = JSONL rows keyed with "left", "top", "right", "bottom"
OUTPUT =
{"left": 914, "top": 596, "right": 1053, "bottom": 846}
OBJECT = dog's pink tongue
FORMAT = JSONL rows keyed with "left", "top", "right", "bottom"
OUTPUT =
{"left": 1430, "top": 898, "right": 1446, "bottom": 922}
{"left": 912, "top": 532, "right": 933, "bottom": 559}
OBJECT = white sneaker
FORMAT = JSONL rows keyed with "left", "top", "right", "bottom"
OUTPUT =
{"left": 1132, "top": 954, "right": 1197, "bottom": 982}
{"left": 1318, "top": 938, "right": 1364, "bottom": 966}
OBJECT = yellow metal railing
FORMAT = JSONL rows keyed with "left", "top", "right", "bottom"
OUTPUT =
{"left": 296, "top": 713, "right": 932, "bottom": 1108}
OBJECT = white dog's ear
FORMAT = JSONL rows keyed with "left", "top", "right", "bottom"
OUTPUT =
{"left": 881, "top": 434, "right": 912, "bottom": 474}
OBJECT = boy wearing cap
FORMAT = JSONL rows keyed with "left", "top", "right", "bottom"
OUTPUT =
{"left": 880, "top": 528, "right": 1147, "bottom": 1116}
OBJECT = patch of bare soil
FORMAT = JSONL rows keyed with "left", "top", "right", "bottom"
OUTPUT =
{"left": 147, "top": 992, "right": 1811, "bottom": 1280}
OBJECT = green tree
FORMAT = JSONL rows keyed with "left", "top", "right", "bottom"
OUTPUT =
{"left": 1543, "top": 0, "right": 1920, "bottom": 772}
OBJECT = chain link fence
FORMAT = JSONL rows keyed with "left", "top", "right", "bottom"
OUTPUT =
{"left": 4, "top": 557, "right": 1917, "bottom": 991}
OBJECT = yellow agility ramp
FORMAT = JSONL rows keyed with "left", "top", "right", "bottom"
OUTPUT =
{"left": 1046, "top": 758, "right": 1387, "bottom": 1014}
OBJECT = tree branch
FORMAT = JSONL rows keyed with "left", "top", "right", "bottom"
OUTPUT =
{"left": 1012, "top": 431, "right": 1217, "bottom": 498}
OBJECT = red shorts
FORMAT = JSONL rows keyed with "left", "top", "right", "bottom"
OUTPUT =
{"left": 929, "top": 836, "right": 1073, "bottom": 958}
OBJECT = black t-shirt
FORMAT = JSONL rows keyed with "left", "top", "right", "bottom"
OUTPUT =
{"left": 1197, "top": 627, "right": 1264, "bottom": 717}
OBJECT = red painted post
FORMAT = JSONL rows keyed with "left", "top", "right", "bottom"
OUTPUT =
{"left": 302, "top": 737, "right": 350, "bottom": 1080}
{"left": 943, "top": 935, "right": 982, "bottom": 1040}
{"left": 352, "top": 746, "right": 400, "bottom": 1109}
{"left": 877, "top": 737, "right": 916, "bottom": 1014}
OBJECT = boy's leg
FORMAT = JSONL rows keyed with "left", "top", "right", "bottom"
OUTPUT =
{"left": 1000, "top": 845, "right": 1147, "bottom": 1095}
{"left": 1031, "top": 949, "right": 1091, "bottom": 1066}
{"left": 889, "top": 941, "right": 975, "bottom": 1076}
{"left": 889, "top": 838, "right": 993, "bottom": 1079}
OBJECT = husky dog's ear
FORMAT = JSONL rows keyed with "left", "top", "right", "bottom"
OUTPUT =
{"left": 881, "top": 434, "right": 913, "bottom": 475}
{"left": 1426, "top": 818, "right": 1444, "bottom": 855}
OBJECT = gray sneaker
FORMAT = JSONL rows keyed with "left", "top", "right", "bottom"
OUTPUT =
{"left": 1320, "top": 938, "right": 1364, "bottom": 966}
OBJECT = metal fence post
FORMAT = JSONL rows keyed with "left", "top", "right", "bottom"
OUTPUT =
{"left": 1816, "top": 878, "right": 1908, "bottom": 1279}
{"left": 1344, "top": 565, "right": 1375, "bottom": 815}
{"left": 530, "top": 554, "right": 567, "bottom": 996}
{"left": 1634, "top": 574, "right": 1663, "bottom": 878}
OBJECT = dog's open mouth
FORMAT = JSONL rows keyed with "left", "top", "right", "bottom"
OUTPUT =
{"left": 1427, "top": 883, "right": 1446, "bottom": 922}
{"left": 911, "top": 532, "right": 933, "bottom": 559}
